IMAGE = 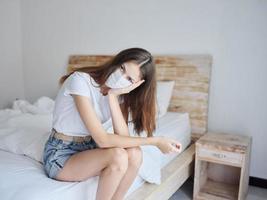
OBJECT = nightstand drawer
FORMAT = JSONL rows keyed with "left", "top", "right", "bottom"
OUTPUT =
{"left": 197, "top": 147, "right": 243, "bottom": 166}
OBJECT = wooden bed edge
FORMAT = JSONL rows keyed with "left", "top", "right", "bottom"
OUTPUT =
{"left": 126, "top": 143, "right": 196, "bottom": 200}
{"left": 191, "top": 133, "right": 204, "bottom": 143}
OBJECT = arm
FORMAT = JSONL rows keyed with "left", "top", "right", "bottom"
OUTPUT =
{"left": 108, "top": 92, "right": 129, "bottom": 136}
{"left": 72, "top": 94, "right": 158, "bottom": 148}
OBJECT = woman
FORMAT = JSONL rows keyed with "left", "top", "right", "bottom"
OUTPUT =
{"left": 43, "top": 47, "right": 181, "bottom": 200}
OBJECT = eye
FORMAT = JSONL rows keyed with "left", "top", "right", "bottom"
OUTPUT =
{"left": 127, "top": 77, "right": 133, "bottom": 83}
{"left": 120, "top": 64, "right": 125, "bottom": 72}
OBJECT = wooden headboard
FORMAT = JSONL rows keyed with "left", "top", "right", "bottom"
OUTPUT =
{"left": 68, "top": 55, "right": 212, "bottom": 140}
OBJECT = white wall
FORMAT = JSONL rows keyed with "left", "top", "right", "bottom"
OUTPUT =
{"left": 0, "top": 0, "right": 25, "bottom": 109}
{"left": 2, "top": 0, "right": 267, "bottom": 179}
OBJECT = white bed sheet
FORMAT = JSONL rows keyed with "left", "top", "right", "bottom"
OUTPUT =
{"left": 0, "top": 112, "right": 191, "bottom": 200}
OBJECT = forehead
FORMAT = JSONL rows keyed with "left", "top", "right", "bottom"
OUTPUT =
{"left": 124, "top": 61, "right": 142, "bottom": 81}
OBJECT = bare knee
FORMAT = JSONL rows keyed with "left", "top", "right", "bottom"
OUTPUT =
{"left": 126, "top": 146, "right": 143, "bottom": 168}
{"left": 107, "top": 147, "right": 128, "bottom": 172}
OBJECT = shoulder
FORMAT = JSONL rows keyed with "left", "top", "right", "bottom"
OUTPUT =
{"left": 62, "top": 71, "right": 93, "bottom": 97}
{"left": 71, "top": 71, "right": 91, "bottom": 80}
{"left": 68, "top": 71, "right": 93, "bottom": 86}
{"left": 68, "top": 71, "right": 100, "bottom": 90}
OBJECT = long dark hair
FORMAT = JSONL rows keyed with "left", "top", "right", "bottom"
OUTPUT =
{"left": 59, "top": 47, "right": 157, "bottom": 137}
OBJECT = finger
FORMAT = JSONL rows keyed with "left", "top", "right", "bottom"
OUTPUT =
{"left": 171, "top": 146, "right": 179, "bottom": 153}
{"left": 170, "top": 139, "right": 179, "bottom": 146}
{"left": 168, "top": 147, "right": 177, "bottom": 153}
{"left": 168, "top": 143, "right": 178, "bottom": 152}
{"left": 128, "top": 81, "right": 142, "bottom": 89}
{"left": 171, "top": 139, "right": 181, "bottom": 149}
{"left": 170, "top": 143, "right": 180, "bottom": 152}
{"left": 134, "top": 80, "right": 145, "bottom": 87}
{"left": 175, "top": 143, "right": 181, "bottom": 149}
{"left": 126, "top": 80, "right": 145, "bottom": 91}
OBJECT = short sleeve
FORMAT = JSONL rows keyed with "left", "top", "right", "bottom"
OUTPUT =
{"left": 63, "top": 72, "right": 91, "bottom": 98}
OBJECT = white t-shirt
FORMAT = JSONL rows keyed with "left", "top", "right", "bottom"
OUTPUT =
{"left": 52, "top": 71, "right": 112, "bottom": 136}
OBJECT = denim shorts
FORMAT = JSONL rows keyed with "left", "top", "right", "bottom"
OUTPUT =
{"left": 42, "top": 128, "right": 99, "bottom": 180}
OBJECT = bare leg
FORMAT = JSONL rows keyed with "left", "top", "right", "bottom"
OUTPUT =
{"left": 96, "top": 148, "right": 128, "bottom": 200}
{"left": 55, "top": 147, "right": 129, "bottom": 200}
{"left": 111, "top": 147, "right": 143, "bottom": 200}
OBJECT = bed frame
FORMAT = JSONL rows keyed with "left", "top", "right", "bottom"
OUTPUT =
{"left": 67, "top": 54, "right": 212, "bottom": 200}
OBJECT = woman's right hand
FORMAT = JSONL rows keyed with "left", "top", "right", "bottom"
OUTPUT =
{"left": 155, "top": 136, "right": 182, "bottom": 154}
{"left": 107, "top": 79, "right": 145, "bottom": 96}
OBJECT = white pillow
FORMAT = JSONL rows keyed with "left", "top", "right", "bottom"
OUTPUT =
{"left": 156, "top": 81, "right": 175, "bottom": 118}
{"left": 0, "top": 111, "right": 52, "bottom": 163}
{"left": 12, "top": 96, "right": 55, "bottom": 115}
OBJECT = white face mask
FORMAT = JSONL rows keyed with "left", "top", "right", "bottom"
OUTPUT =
{"left": 105, "top": 68, "right": 133, "bottom": 89}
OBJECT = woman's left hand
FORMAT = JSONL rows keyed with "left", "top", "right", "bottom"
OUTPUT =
{"left": 108, "top": 79, "right": 145, "bottom": 96}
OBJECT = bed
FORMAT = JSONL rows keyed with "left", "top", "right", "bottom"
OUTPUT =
{"left": 0, "top": 54, "right": 212, "bottom": 200}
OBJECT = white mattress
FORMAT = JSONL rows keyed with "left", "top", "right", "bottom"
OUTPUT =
{"left": 0, "top": 112, "right": 191, "bottom": 200}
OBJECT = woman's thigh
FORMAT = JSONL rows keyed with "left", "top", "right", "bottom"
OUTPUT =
{"left": 55, "top": 147, "right": 125, "bottom": 182}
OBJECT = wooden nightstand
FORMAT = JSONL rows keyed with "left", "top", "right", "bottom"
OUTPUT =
{"left": 193, "top": 132, "right": 252, "bottom": 200}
